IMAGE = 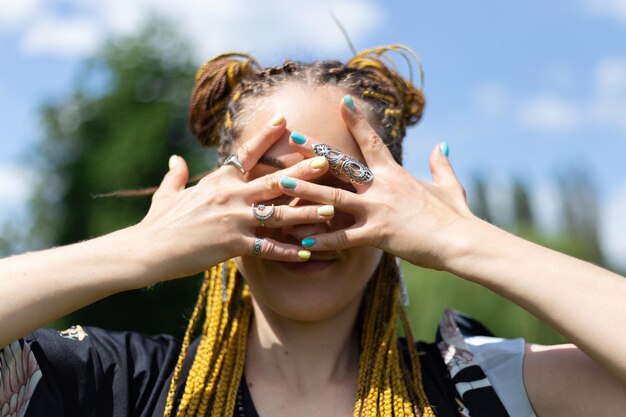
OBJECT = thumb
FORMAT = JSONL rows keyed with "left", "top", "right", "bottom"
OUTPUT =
{"left": 429, "top": 142, "right": 459, "bottom": 187}
{"left": 157, "top": 155, "right": 189, "bottom": 195}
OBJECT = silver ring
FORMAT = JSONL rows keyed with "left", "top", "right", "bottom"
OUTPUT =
{"left": 251, "top": 203, "right": 275, "bottom": 227}
{"left": 252, "top": 237, "right": 263, "bottom": 256}
{"left": 223, "top": 154, "right": 246, "bottom": 175}
{"left": 312, "top": 144, "right": 373, "bottom": 184}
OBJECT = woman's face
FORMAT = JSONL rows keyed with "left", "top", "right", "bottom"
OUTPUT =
{"left": 234, "top": 83, "right": 383, "bottom": 322}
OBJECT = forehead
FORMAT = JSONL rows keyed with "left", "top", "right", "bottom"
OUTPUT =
{"left": 237, "top": 83, "right": 366, "bottom": 166}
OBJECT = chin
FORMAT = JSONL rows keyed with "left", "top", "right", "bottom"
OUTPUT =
{"left": 236, "top": 248, "right": 383, "bottom": 322}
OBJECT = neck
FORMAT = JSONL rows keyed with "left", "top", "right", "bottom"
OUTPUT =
{"left": 245, "top": 297, "right": 362, "bottom": 391}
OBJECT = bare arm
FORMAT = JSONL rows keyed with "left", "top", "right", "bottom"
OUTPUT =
{"left": 446, "top": 218, "right": 626, "bottom": 385}
{"left": 524, "top": 344, "right": 626, "bottom": 416}
{"left": 0, "top": 226, "right": 156, "bottom": 348}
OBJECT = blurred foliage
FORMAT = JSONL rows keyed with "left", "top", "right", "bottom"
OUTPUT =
{"left": 21, "top": 18, "right": 613, "bottom": 344}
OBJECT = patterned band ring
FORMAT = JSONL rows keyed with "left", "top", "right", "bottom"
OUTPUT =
{"left": 312, "top": 144, "right": 374, "bottom": 184}
{"left": 252, "top": 237, "right": 263, "bottom": 257}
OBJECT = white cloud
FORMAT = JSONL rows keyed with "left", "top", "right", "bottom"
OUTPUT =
{"left": 518, "top": 95, "right": 582, "bottom": 133}
{"left": 21, "top": 16, "right": 103, "bottom": 57}
{"left": 584, "top": 0, "right": 626, "bottom": 23}
{"left": 0, "top": 0, "right": 383, "bottom": 59}
{"left": 480, "top": 57, "right": 626, "bottom": 135}
{"left": 0, "top": 0, "right": 40, "bottom": 29}
{"left": 601, "top": 182, "right": 626, "bottom": 271}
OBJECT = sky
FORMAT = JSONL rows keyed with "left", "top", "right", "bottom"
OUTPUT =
{"left": 0, "top": 0, "right": 625, "bottom": 268}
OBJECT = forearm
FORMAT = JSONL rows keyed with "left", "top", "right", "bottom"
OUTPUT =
{"left": 0, "top": 225, "right": 158, "bottom": 347}
{"left": 445, "top": 217, "right": 626, "bottom": 384}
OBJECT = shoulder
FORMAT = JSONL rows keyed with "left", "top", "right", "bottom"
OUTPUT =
{"left": 434, "top": 309, "right": 535, "bottom": 417}
{"left": 2, "top": 325, "right": 183, "bottom": 417}
{"left": 524, "top": 343, "right": 626, "bottom": 417}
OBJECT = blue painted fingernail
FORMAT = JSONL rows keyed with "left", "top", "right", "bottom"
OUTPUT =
{"left": 290, "top": 131, "right": 307, "bottom": 145}
{"left": 343, "top": 95, "right": 355, "bottom": 111}
{"left": 439, "top": 142, "right": 449, "bottom": 158}
{"left": 302, "top": 237, "right": 316, "bottom": 248}
{"left": 280, "top": 176, "right": 297, "bottom": 189}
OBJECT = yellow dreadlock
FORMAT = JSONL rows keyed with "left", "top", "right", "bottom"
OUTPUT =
{"left": 164, "top": 255, "right": 434, "bottom": 417}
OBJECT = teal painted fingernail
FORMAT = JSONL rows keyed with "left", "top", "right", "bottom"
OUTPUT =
{"left": 343, "top": 95, "right": 355, "bottom": 110}
{"left": 440, "top": 142, "right": 449, "bottom": 158}
{"left": 290, "top": 131, "right": 307, "bottom": 145}
{"left": 302, "top": 237, "right": 316, "bottom": 248}
{"left": 280, "top": 176, "right": 297, "bottom": 189}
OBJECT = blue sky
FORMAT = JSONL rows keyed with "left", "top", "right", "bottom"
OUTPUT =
{"left": 1, "top": 0, "right": 625, "bottom": 267}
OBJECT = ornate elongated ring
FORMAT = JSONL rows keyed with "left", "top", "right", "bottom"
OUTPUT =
{"left": 312, "top": 144, "right": 373, "bottom": 184}
{"left": 252, "top": 237, "right": 263, "bottom": 256}
{"left": 223, "top": 154, "right": 246, "bottom": 175}
{"left": 251, "top": 203, "right": 275, "bottom": 227}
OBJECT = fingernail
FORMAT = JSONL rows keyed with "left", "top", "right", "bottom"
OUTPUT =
{"left": 298, "top": 250, "right": 311, "bottom": 260}
{"left": 280, "top": 176, "right": 297, "bottom": 189}
{"left": 270, "top": 113, "right": 284, "bottom": 126}
{"left": 290, "top": 130, "right": 307, "bottom": 145}
{"left": 168, "top": 155, "right": 179, "bottom": 170}
{"left": 317, "top": 205, "right": 334, "bottom": 216}
{"left": 310, "top": 156, "right": 327, "bottom": 169}
{"left": 439, "top": 142, "right": 449, "bottom": 158}
{"left": 343, "top": 95, "right": 356, "bottom": 111}
{"left": 302, "top": 237, "right": 316, "bottom": 248}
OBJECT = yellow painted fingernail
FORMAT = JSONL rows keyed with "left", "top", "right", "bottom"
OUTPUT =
{"left": 298, "top": 250, "right": 311, "bottom": 260}
{"left": 317, "top": 205, "right": 334, "bottom": 216}
{"left": 168, "top": 155, "right": 179, "bottom": 170}
{"left": 310, "top": 156, "right": 328, "bottom": 169}
{"left": 270, "top": 113, "right": 285, "bottom": 126}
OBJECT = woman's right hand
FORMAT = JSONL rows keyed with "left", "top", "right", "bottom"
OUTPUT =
{"left": 134, "top": 114, "right": 332, "bottom": 283}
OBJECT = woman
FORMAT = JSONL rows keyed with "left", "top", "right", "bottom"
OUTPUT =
{"left": 1, "top": 45, "right": 625, "bottom": 417}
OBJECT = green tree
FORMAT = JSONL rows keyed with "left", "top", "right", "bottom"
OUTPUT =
{"left": 30, "top": 18, "right": 211, "bottom": 337}
{"left": 511, "top": 177, "right": 534, "bottom": 233}
{"left": 469, "top": 175, "right": 493, "bottom": 223}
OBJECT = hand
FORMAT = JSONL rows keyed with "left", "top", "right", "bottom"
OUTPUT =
{"left": 134, "top": 115, "right": 334, "bottom": 282}
{"left": 276, "top": 99, "right": 476, "bottom": 270}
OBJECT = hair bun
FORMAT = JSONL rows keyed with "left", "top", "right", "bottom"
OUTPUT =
{"left": 189, "top": 53, "right": 259, "bottom": 147}
{"left": 348, "top": 45, "right": 425, "bottom": 128}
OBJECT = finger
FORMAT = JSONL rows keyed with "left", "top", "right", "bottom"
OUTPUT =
{"left": 277, "top": 176, "right": 363, "bottom": 213}
{"left": 242, "top": 236, "right": 312, "bottom": 262}
{"left": 244, "top": 156, "right": 330, "bottom": 202}
{"left": 154, "top": 155, "right": 189, "bottom": 199}
{"left": 232, "top": 113, "right": 286, "bottom": 173}
{"left": 339, "top": 94, "right": 394, "bottom": 167}
{"left": 247, "top": 204, "right": 335, "bottom": 228}
{"left": 298, "top": 226, "right": 369, "bottom": 251}
{"left": 429, "top": 142, "right": 460, "bottom": 188}
{"left": 288, "top": 130, "right": 315, "bottom": 157}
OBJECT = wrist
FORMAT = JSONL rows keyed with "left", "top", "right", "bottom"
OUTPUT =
{"left": 439, "top": 215, "right": 504, "bottom": 279}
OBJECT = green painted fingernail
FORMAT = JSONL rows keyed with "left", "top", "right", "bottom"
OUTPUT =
{"left": 298, "top": 250, "right": 311, "bottom": 260}
{"left": 280, "top": 176, "right": 297, "bottom": 189}
{"left": 440, "top": 142, "right": 449, "bottom": 158}
{"left": 290, "top": 131, "right": 307, "bottom": 145}
{"left": 302, "top": 237, "right": 316, "bottom": 248}
{"left": 343, "top": 95, "right": 355, "bottom": 110}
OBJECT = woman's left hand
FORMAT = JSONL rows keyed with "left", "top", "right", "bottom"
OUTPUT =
{"left": 277, "top": 96, "right": 477, "bottom": 270}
